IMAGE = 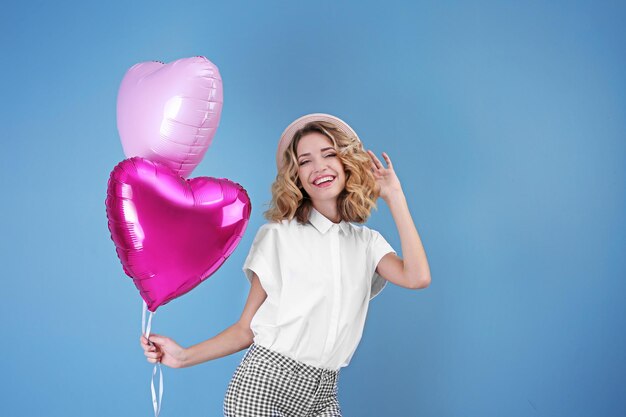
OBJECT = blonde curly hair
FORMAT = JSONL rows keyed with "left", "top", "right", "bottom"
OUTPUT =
{"left": 263, "top": 120, "right": 380, "bottom": 224}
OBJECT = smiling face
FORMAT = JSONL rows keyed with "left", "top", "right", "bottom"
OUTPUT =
{"left": 296, "top": 131, "right": 346, "bottom": 206}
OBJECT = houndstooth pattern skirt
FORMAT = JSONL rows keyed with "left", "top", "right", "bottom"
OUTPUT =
{"left": 224, "top": 343, "right": 342, "bottom": 417}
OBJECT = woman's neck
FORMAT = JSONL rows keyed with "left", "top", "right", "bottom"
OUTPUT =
{"left": 312, "top": 202, "right": 341, "bottom": 224}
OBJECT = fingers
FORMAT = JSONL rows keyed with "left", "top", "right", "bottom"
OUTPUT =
{"left": 367, "top": 151, "right": 378, "bottom": 172}
{"left": 367, "top": 150, "right": 382, "bottom": 169}
{"left": 140, "top": 333, "right": 167, "bottom": 347}
{"left": 144, "top": 347, "right": 162, "bottom": 360}
{"left": 367, "top": 150, "right": 390, "bottom": 170}
{"left": 141, "top": 336, "right": 163, "bottom": 363}
{"left": 141, "top": 338, "right": 158, "bottom": 353}
{"left": 147, "top": 334, "right": 166, "bottom": 345}
{"left": 139, "top": 334, "right": 178, "bottom": 365}
{"left": 382, "top": 152, "right": 393, "bottom": 168}
{"left": 146, "top": 353, "right": 162, "bottom": 364}
{"left": 140, "top": 335, "right": 156, "bottom": 350}
{"left": 140, "top": 334, "right": 164, "bottom": 361}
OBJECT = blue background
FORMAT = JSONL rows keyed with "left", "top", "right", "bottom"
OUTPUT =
{"left": 2, "top": 1, "right": 625, "bottom": 416}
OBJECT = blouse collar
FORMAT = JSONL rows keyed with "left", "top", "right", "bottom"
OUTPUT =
{"left": 308, "top": 207, "right": 351, "bottom": 235}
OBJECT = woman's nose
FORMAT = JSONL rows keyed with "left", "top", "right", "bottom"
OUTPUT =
{"left": 312, "top": 157, "right": 328, "bottom": 172}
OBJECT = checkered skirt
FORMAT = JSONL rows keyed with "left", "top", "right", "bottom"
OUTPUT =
{"left": 224, "top": 343, "right": 342, "bottom": 417}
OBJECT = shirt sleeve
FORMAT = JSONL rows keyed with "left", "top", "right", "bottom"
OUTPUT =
{"left": 368, "top": 228, "right": 396, "bottom": 300}
{"left": 242, "top": 224, "right": 280, "bottom": 294}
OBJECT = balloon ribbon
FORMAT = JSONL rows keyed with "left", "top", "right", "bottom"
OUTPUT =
{"left": 142, "top": 301, "right": 164, "bottom": 416}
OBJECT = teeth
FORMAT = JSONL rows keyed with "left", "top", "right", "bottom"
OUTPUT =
{"left": 314, "top": 176, "right": 334, "bottom": 185}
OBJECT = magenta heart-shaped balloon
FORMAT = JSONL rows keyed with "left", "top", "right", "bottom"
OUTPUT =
{"left": 117, "top": 56, "right": 223, "bottom": 178}
{"left": 105, "top": 157, "right": 251, "bottom": 312}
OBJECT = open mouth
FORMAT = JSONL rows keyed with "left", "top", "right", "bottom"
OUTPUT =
{"left": 312, "top": 176, "right": 336, "bottom": 188}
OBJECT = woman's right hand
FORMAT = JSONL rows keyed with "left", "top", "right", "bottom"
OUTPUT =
{"left": 140, "top": 334, "right": 188, "bottom": 368}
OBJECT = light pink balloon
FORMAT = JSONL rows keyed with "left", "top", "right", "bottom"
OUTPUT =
{"left": 117, "top": 56, "right": 223, "bottom": 178}
{"left": 105, "top": 157, "right": 251, "bottom": 312}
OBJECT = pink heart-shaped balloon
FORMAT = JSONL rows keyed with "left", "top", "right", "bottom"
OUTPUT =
{"left": 105, "top": 157, "right": 251, "bottom": 312}
{"left": 117, "top": 56, "right": 223, "bottom": 178}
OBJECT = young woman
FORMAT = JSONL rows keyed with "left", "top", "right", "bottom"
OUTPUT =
{"left": 140, "top": 113, "right": 431, "bottom": 417}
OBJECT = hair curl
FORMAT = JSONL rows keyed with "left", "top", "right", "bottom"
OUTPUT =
{"left": 263, "top": 120, "right": 380, "bottom": 224}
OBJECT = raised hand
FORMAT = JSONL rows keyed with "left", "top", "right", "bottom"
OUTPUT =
{"left": 367, "top": 150, "right": 403, "bottom": 201}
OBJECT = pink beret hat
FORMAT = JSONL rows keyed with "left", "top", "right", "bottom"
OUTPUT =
{"left": 276, "top": 113, "right": 361, "bottom": 171}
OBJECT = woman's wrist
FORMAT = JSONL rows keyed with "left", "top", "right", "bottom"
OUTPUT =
{"left": 382, "top": 187, "right": 405, "bottom": 205}
{"left": 179, "top": 346, "right": 193, "bottom": 368}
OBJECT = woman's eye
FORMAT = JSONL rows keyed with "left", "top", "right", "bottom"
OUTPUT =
{"left": 299, "top": 154, "right": 335, "bottom": 165}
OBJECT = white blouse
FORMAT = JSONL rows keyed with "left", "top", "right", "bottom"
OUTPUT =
{"left": 242, "top": 207, "right": 396, "bottom": 370}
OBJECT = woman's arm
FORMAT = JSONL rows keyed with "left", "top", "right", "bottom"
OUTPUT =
{"left": 367, "top": 150, "right": 431, "bottom": 289}
{"left": 141, "top": 272, "right": 267, "bottom": 368}
{"left": 182, "top": 272, "right": 267, "bottom": 367}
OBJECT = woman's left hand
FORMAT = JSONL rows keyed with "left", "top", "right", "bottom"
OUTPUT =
{"left": 367, "top": 150, "right": 403, "bottom": 201}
